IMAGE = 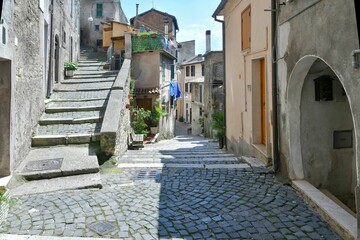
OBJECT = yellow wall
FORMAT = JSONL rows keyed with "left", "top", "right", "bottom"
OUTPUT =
{"left": 102, "top": 28, "right": 112, "bottom": 48}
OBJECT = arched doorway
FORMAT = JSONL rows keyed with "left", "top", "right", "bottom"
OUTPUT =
{"left": 287, "top": 56, "right": 356, "bottom": 212}
{"left": 54, "top": 35, "right": 60, "bottom": 83}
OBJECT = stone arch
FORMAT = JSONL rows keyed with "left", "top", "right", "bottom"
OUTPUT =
{"left": 287, "top": 55, "right": 357, "bottom": 211}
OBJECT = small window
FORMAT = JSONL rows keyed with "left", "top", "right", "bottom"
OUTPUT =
{"left": 186, "top": 66, "right": 190, "bottom": 77}
{"left": 199, "top": 85, "right": 203, "bottom": 103}
{"left": 71, "top": 0, "right": 73, "bottom": 17}
{"left": 200, "top": 107, "right": 203, "bottom": 116}
{"left": 191, "top": 65, "right": 195, "bottom": 77}
{"left": 96, "top": 39, "right": 103, "bottom": 47}
{"left": 2, "top": 26, "right": 6, "bottom": 45}
{"left": 202, "top": 64, "right": 204, "bottom": 76}
{"left": 314, "top": 75, "right": 333, "bottom": 101}
{"left": 96, "top": 3, "right": 103, "bottom": 17}
{"left": 185, "top": 83, "right": 189, "bottom": 93}
{"left": 241, "top": 6, "right": 251, "bottom": 50}
{"left": 95, "top": 25, "right": 100, "bottom": 31}
{"left": 63, "top": 29, "right": 66, "bottom": 44}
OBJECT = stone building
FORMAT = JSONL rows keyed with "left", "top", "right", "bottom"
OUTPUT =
{"left": 0, "top": 0, "right": 80, "bottom": 177}
{"left": 179, "top": 55, "right": 204, "bottom": 135}
{"left": 213, "top": 0, "right": 274, "bottom": 165}
{"left": 129, "top": 7, "right": 179, "bottom": 39}
{"left": 80, "top": 0, "right": 127, "bottom": 49}
{"left": 203, "top": 52, "right": 223, "bottom": 139}
{"left": 276, "top": 1, "right": 360, "bottom": 238}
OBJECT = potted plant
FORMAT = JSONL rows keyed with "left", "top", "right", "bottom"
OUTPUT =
{"left": 212, "top": 111, "right": 225, "bottom": 148}
{"left": 149, "top": 100, "right": 165, "bottom": 134}
{"left": 132, "top": 108, "right": 151, "bottom": 136}
{"left": 64, "top": 61, "right": 78, "bottom": 78}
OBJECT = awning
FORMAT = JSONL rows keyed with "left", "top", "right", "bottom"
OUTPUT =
{"left": 186, "top": 77, "right": 204, "bottom": 83}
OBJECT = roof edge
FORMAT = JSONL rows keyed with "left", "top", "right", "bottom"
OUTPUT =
{"left": 212, "top": 0, "right": 228, "bottom": 18}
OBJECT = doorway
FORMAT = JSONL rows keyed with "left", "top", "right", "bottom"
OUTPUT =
{"left": 0, "top": 60, "right": 11, "bottom": 177}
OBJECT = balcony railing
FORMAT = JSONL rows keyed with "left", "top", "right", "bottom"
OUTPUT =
{"left": 131, "top": 33, "right": 176, "bottom": 57}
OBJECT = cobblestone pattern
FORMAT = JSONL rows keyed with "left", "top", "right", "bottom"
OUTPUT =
{"left": 1, "top": 136, "right": 342, "bottom": 239}
{"left": 36, "top": 123, "right": 101, "bottom": 135}
{"left": 48, "top": 100, "right": 108, "bottom": 108}
{"left": 41, "top": 111, "right": 104, "bottom": 120}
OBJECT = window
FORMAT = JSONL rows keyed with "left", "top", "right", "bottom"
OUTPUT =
{"left": 199, "top": 85, "right": 203, "bottom": 103}
{"left": 202, "top": 64, "right": 204, "bottom": 76}
{"left": 241, "top": 6, "right": 251, "bottom": 50}
{"left": 2, "top": 26, "right": 6, "bottom": 45}
{"left": 314, "top": 75, "right": 333, "bottom": 101}
{"left": 191, "top": 65, "right": 195, "bottom": 76}
{"left": 63, "top": 29, "right": 66, "bottom": 44}
{"left": 96, "top": 4, "right": 103, "bottom": 17}
{"left": 171, "top": 64, "right": 175, "bottom": 80}
{"left": 96, "top": 39, "right": 103, "bottom": 47}
{"left": 185, "top": 83, "right": 189, "bottom": 93}
{"left": 200, "top": 107, "right": 203, "bottom": 117}
{"left": 95, "top": 25, "right": 100, "bottom": 31}
{"left": 186, "top": 66, "right": 190, "bottom": 76}
{"left": 71, "top": 0, "right": 73, "bottom": 17}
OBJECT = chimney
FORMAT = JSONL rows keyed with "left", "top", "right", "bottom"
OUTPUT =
{"left": 164, "top": 17, "right": 169, "bottom": 39}
{"left": 135, "top": 4, "right": 139, "bottom": 28}
{"left": 206, "top": 30, "right": 211, "bottom": 53}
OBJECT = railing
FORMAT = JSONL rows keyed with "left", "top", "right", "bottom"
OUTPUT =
{"left": 131, "top": 33, "right": 177, "bottom": 57}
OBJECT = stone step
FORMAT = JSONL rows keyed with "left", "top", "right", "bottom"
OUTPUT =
{"left": 45, "top": 105, "right": 106, "bottom": 113}
{"left": 53, "top": 86, "right": 112, "bottom": 92}
{"left": 47, "top": 99, "right": 107, "bottom": 108}
{"left": 32, "top": 133, "right": 100, "bottom": 146}
{"left": 50, "top": 90, "right": 110, "bottom": 101}
{"left": 61, "top": 78, "right": 115, "bottom": 84}
{"left": 56, "top": 81, "right": 114, "bottom": 89}
{"left": 15, "top": 144, "right": 100, "bottom": 181}
{"left": 39, "top": 111, "right": 104, "bottom": 125}
{"left": 9, "top": 172, "right": 102, "bottom": 197}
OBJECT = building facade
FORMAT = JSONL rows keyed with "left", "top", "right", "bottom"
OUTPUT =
{"left": 179, "top": 55, "right": 204, "bottom": 135}
{"left": 80, "top": 0, "right": 127, "bottom": 49}
{"left": 213, "top": 0, "right": 273, "bottom": 164}
{"left": 277, "top": 0, "right": 360, "bottom": 238}
{"left": 0, "top": 0, "right": 80, "bottom": 177}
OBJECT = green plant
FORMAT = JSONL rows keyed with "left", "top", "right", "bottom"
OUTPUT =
{"left": 132, "top": 108, "right": 151, "bottom": 135}
{"left": 130, "top": 79, "right": 136, "bottom": 95}
{"left": 150, "top": 99, "right": 165, "bottom": 127}
{"left": 211, "top": 111, "right": 225, "bottom": 139}
{"left": 64, "top": 61, "right": 78, "bottom": 71}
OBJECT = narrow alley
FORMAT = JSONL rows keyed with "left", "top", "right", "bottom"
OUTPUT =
{"left": 0, "top": 133, "right": 341, "bottom": 239}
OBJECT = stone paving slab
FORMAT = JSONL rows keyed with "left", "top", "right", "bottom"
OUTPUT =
{"left": 15, "top": 144, "right": 100, "bottom": 180}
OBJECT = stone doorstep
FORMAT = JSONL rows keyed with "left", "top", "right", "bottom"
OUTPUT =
{"left": 53, "top": 87, "right": 112, "bottom": 92}
{"left": 16, "top": 144, "right": 100, "bottom": 181}
{"left": 32, "top": 134, "right": 100, "bottom": 147}
{"left": 292, "top": 180, "right": 357, "bottom": 240}
{"left": 39, "top": 116, "right": 103, "bottom": 125}
{"left": 8, "top": 172, "right": 102, "bottom": 197}
{"left": 45, "top": 105, "right": 106, "bottom": 113}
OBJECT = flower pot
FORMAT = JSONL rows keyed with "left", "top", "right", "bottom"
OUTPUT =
{"left": 126, "top": 104, "right": 133, "bottom": 110}
{"left": 128, "top": 94, "right": 133, "bottom": 101}
{"left": 150, "top": 126, "right": 159, "bottom": 134}
{"left": 150, "top": 33, "right": 157, "bottom": 38}
{"left": 65, "top": 70, "right": 74, "bottom": 78}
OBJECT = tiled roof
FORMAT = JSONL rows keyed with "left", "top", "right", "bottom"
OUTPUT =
{"left": 135, "top": 88, "right": 160, "bottom": 95}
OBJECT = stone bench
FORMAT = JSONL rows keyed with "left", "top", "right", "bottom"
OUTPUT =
{"left": 128, "top": 131, "right": 144, "bottom": 149}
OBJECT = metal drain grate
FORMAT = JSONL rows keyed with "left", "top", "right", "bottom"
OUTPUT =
{"left": 23, "top": 158, "right": 63, "bottom": 172}
{"left": 88, "top": 221, "right": 117, "bottom": 236}
{"left": 134, "top": 169, "right": 161, "bottom": 182}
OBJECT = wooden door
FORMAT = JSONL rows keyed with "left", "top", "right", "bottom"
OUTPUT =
{"left": 136, "top": 98, "right": 152, "bottom": 111}
{"left": 260, "top": 59, "right": 266, "bottom": 145}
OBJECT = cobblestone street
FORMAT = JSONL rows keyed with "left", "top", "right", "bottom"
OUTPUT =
{"left": 1, "top": 136, "right": 341, "bottom": 239}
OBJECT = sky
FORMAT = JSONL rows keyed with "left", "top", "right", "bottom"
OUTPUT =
{"left": 121, "top": 0, "right": 223, "bottom": 55}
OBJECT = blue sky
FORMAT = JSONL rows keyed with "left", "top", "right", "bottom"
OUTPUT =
{"left": 121, "top": 0, "right": 223, "bottom": 54}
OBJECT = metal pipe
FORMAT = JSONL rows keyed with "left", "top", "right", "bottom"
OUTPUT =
{"left": 213, "top": 16, "right": 226, "bottom": 149}
{"left": 46, "top": 0, "right": 55, "bottom": 98}
{"left": 135, "top": 4, "right": 139, "bottom": 28}
{"left": 352, "top": 49, "right": 360, "bottom": 69}
{"left": 271, "top": 0, "right": 280, "bottom": 172}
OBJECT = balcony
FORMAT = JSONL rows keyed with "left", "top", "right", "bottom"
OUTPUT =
{"left": 131, "top": 32, "right": 176, "bottom": 57}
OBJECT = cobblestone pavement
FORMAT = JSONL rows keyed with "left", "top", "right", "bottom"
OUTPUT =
{"left": 1, "top": 136, "right": 342, "bottom": 239}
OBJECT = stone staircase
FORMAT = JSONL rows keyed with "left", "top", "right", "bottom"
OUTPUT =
{"left": 32, "top": 51, "right": 117, "bottom": 146}
{"left": 9, "top": 49, "right": 119, "bottom": 196}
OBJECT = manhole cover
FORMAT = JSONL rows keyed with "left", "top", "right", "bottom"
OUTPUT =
{"left": 88, "top": 221, "right": 117, "bottom": 236}
{"left": 23, "top": 158, "right": 63, "bottom": 172}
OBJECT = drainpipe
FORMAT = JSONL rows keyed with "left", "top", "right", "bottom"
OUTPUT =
{"left": 213, "top": 16, "right": 226, "bottom": 149}
{"left": 271, "top": 0, "right": 280, "bottom": 172}
{"left": 47, "top": 0, "right": 55, "bottom": 98}
{"left": 352, "top": 0, "right": 360, "bottom": 69}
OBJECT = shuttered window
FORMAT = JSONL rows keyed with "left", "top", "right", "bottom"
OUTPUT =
{"left": 241, "top": 6, "right": 251, "bottom": 50}
{"left": 96, "top": 4, "right": 103, "bottom": 17}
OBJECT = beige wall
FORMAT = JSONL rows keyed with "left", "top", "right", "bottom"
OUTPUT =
{"left": 132, "top": 52, "right": 161, "bottom": 88}
{"left": 219, "top": 0, "right": 273, "bottom": 164}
